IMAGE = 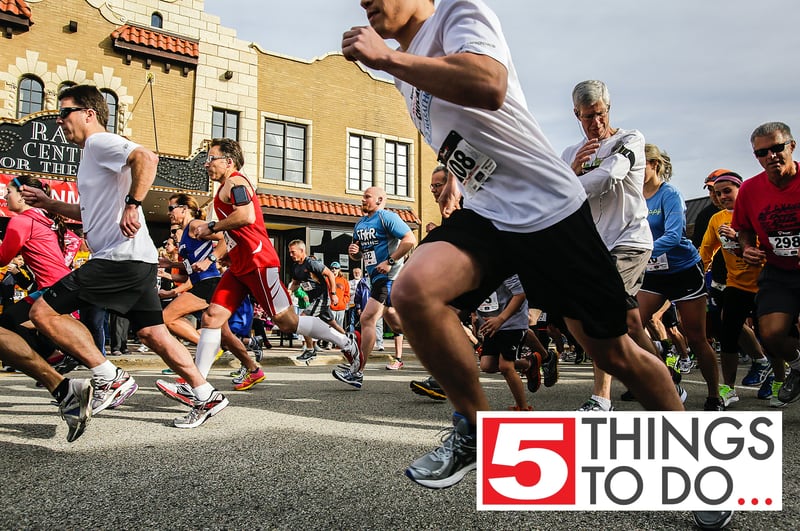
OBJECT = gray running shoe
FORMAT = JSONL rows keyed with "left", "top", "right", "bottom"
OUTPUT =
{"left": 91, "top": 368, "right": 137, "bottom": 415}
{"left": 296, "top": 348, "right": 317, "bottom": 363}
{"left": 692, "top": 510, "right": 733, "bottom": 529}
{"left": 155, "top": 378, "right": 195, "bottom": 407}
{"left": 173, "top": 390, "right": 229, "bottom": 429}
{"left": 542, "top": 350, "right": 559, "bottom": 387}
{"left": 250, "top": 336, "right": 264, "bottom": 362}
{"left": 405, "top": 415, "right": 476, "bottom": 489}
{"left": 777, "top": 368, "right": 800, "bottom": 404}
{"left": 341, "top": 332, "right": 363, "bottom": 373}
{"left": 231, "top": 365, "right": 248, "bottom": 383}
{"left": 59, "top": 378, "right": 93, "bottom": 442}
{"left": 331, "top": 367, "right": 363, "bottom": 389}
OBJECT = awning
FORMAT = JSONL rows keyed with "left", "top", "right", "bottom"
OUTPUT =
{"left": 0, "top": 173, "right": 79, "bottom": 219}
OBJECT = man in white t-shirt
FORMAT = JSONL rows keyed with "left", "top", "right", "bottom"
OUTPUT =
{"left": 23, "top": 84, "right": 228, "bottom": 430}
{"left": 561, "top": 80, "right": 662, "bottom": 412}
{"left": 343, "top": 0, "right": 683, "bottom": 489}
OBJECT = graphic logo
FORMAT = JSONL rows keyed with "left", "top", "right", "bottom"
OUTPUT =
{"left": 478, "top": 412, "right": 782, "bottom": 511}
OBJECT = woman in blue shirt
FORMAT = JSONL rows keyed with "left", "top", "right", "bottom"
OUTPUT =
{"left": 638, "top": 144, "right": 723, "bottom": 411}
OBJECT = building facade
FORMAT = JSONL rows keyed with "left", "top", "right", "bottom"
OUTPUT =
{"left": 1, "top": 0, "right": 441, "bottom": 274}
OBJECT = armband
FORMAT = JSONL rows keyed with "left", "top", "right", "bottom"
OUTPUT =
{"left": 615, "top": 145, "right": 636, "bottom": 169}
{"left": 230, "top": 185, "right": 250, "bottom": 206}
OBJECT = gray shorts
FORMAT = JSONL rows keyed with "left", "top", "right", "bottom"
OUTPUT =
{"left": 611, "top": 246, "right": 650, "bottom": 297}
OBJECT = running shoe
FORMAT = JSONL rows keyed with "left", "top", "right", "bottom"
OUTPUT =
{"left": 703, "top": 396, "right": 725, "bottom": 411}
{"left": 778, "top": 368, "right": 800, "bottom": 403}
{"left": 676, "top": 357, "right": 693, "bottom": 374}
{"left": 230, "top": 365, "right": 248, "bottom": 382}
{"left": 156, "top": 378, "right": 195, "bottom": 407}
{"left": 108, "top": 380, "right": 139, "bottom": 409}
{"left": 161, "top": 368, "right": 176, "bottom": 375}
{"left": 410, "top": 377, "right": 447, "bottom": 401}
{"left": 91, "top": 368, "right": 137, "bottom": 415}
{"left": 53, "top": 355, "right": 81, "bottom": 375}
{"left": 719, "top": 384, "right": 739, "bottom": 408}
{"left": 573, "top": 351, "right": 586, "bottom": 364}
{"left": 675, "top": 383, "right": 688, "bottom": 403}
{"left": 620, "top": 389, "right": 637, "bottom": 402}
{"left": 59, "top": 378, "right": 93, "bottom": 442}
{"left": 215, "top": 349, "right": 226, "bottom": 362}
{"left": 523, "top": 351, "right": 541, "bottom": 393}
{"left": 742, "top": 360, "right": 773, "bottom": 386}
{"left": 250, "top": 336, "right": 264, "bottom": 362}
{"left": 770, "top": 380, "right": 788, "bottom": 408}
{"left": 137, "top": 344, "right": 149, "bottom": 353}
{"left": 542, "top": 350, "right": 559, "bottom": 387}
{"left": 693, "top": 510, "right": 733, "bottom": 530}
{"left": 386, "top": 358, "right": 404, "bottom": 370}
{"left": 757, "top": 374, "right": 775, "bottom": 400}
{"left": 296, "top": 348, "right": 317, "bottom": 363}
{"left": 233, "top": 367, "right": 265, "bottom": 391}
{"left": 331, "top": 367, "right": 363, "bottom": 389}
{"left": 576, "top": 398, "right": 613, "bottom": 412}
{"left": 173, "top": 390, "right": 229, "bottom": 428}
{"left": 341, "top": 331, "right": 363, "bottom": 373}
{"left": 405, "top": 414, "right": 477, "bottom": 489}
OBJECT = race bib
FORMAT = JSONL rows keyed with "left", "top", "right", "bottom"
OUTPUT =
{"left": 768, "top": 230, "right": 800, "bottom": 257}
{"left": 720, "top": 234, "right": 741, "bottom": 253}
{"left": 223, "top": 230, "right": 237, "bottom": 252}
{"left": 363, "top": 250, "right": 377, "bottom": 267}
{"left": 300, "top": 281, "right": 314, "bottom": 292}
{"left": 646, "top": 253, "right": 669, "bottom": 272}
{"left": 437, "top": 130, "right": 496, "bottom": 198}
{"left": 478, "top": 292, "right": 500, "bottom": 313}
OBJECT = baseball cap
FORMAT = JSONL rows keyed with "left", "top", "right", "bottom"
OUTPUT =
{"left": 705, "top": 168, "right": 737, "bottom": 188}
{"left": 330, "top": 261, "right": 341, "bottom": 269}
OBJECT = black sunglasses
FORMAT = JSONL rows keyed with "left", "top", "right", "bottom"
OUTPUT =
{"left": 58, "top": 107, "right": 89, "bottom": 119}
{"left": 168, "top": 204, "right": 187, "bottom": 212}
{"left": 754, "top": 140, "right": 792, "bottom": 158}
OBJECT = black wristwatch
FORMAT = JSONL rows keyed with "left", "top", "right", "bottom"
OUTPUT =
{"left": 207, "top": 220, "right": 217, "bottom": 233}
{"left": 387, "top": 256, "right": 396, "bottom": 266}
{"left": 124, "top": 194, "right": 142, "bottom": 207}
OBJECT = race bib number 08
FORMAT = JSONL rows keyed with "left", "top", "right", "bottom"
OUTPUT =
{"left": 437, "top": 130, "right": 497, "bottom": 198}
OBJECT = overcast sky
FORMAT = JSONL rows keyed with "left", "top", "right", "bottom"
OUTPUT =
{"left": 205, "top": 0, "right": 799, "bottom": 201}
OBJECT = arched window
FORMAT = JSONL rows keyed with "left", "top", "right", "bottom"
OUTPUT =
{"left": 17, "top": 76, "right": 44, "bottom": 118}
{"left": 151, "top": 12, "right": 163, "bottom": 28}
{"left": 102, "top": 89, "right": 118, "bottom": 133}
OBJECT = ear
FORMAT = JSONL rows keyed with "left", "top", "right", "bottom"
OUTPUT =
{"left": 376, "top": 197, "right": 382, "bottom": 204}
{"left": 573, "top": 109, "right": 579, "bottom": 118}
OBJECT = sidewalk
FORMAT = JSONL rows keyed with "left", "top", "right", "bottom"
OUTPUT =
{"left": 108, "top": 337, "right": 413, "bottom": 372}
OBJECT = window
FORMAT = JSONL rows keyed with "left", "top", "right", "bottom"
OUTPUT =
{"left": 263, "top": 119, "right": 306, "bottom": 183}
{"left": 384, "top": 140, "right": 409, "bottom": 197}
{"left": 348, "top": 134, "right": 374, "bottom": 191}
{"left": 102, "top": 89, "right": 118, "bottom": 133}
{"left": 212, "top": 108, "right": 239, "bottom": 140}
{"left": 17, "top": 76, "right": 44, "bottom": 118}
{"left": 151, "top": 12, "right": 163, "bottom": 28}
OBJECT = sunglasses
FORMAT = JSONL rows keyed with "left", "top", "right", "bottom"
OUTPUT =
{"left": 168, "top": 204, "right": 186, "bottom": 212}
{"left": 753, "top": 140, "right": 792, "bottom": 158}
{"left": 205, "top": 155, "right": 227, "bottom": 164}
{"left": 58, "top": 107, "right": 89, "bottom": 119}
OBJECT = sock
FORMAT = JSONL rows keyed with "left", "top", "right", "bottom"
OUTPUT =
{"left": 591, "top": 395, "right": 612, "bottom": 411}
{"left": 296, "top": 316, "right": 348, "bottom": 349}
{"left": 91, "top": 360, "right": 118, "bottom": 381}
{"left": 195, "top": 328, "right": 222, "bottom": 378}
{"left": 52, "top": 378, "right": 70, "bottom": 403}
{"left": 452, "top": 411, "right": 476, "bottom": 434}
{"left": 192, "top": 382, "right": 213, "bottom": 402}
{"left": 756, "top": 357, "right": 770, "bottom": 365}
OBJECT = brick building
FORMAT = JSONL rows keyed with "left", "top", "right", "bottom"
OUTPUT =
{"left": 1, "top": 0, "right": 440, "bottom": 273}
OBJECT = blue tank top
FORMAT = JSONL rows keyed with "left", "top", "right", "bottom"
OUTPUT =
{"left": 178, "top": 227, "right": 220, "bottom": 284}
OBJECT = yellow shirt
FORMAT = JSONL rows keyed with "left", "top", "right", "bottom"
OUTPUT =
{"left": 699, "top": 209, "right": 762, "bottom": 293}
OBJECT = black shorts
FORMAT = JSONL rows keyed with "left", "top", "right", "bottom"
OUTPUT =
{"left": 43, "top": 259, "right": 163, "bottom": 332}
{"left": 302, "top": 297, "right": 334, "bottom": 323}
{"left": 369, "top": 277, "right": 394, "bottom": 307}
{"left": 189, "top": 276, "right": 220, "bottom": 304}
{"left": 420, "top": 203, "right": 628, "bottom": 339}
{"left": 641, "top": 261, "right": 706, "bottom": 303}
{"left": 479, "top": 329, "right": 526, "bottom": 362}
{"left": 756, "top": 264, "right": 800, "bottom": 319}
{"left": 661, "top": 304, "right": 680, "bottom": 328}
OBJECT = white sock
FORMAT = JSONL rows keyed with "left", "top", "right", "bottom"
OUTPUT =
{"left": 91, "top": 360, "right": 118, "bottom": 381}
{"left": 192, "top": 382, "right": 213, "bottom": 402}
{"left": 296, "top": 316, "right": 348, "bottom": 349}
{"left": 591, "top": 395, "right": 612, "bottom": 411}
{"left": 195, "top": 328, "right": 222, "bottom": 378}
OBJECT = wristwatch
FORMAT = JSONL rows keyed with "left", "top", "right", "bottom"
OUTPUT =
{"left": 207, "top": 220, "right": 217, "bottom": 233}
{"left": 207, "top": 253, "right": 217, "bottom": 262}
{"left": 387, "top": 256, "right": 396, "bottom": 266}
{"left": 124, "top": 194, "right": 142, "bottom": 207}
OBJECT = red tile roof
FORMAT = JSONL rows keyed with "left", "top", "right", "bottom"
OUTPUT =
{"left": 258, "top": 193, "right": 420, "bottom": 225}
{"left": 0, "top": 0, "right": 31, "bottom": 19}
{"left": 111, "top": 24, "right": 199, "bottom": 58}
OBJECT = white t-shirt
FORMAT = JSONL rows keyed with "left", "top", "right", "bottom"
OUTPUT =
{"left": 397, "top": 0, "right": 586, "bottom": 233}
{"left": 77, "top": 132, "right": 158, "bottom": 262}
{"left": 561, "top": 129, "right": 653, "bottom": 250}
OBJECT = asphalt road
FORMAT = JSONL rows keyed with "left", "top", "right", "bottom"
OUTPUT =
{"left": 0, "top": 357, "right": 797, "bottom": 530}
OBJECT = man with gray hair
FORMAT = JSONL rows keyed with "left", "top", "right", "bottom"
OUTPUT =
{"left": 561, "top": 79, "right": 662, "bottom": 412}
{"left": 733, "top": 121, "right": 800, "bottom": 407}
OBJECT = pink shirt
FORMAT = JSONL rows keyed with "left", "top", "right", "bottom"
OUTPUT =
{"left": 0, "top": 209, "right": 71, "bottom": 288}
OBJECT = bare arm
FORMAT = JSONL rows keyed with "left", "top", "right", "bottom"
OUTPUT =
{"left": 20, "top": 186, "right": 81, "bottom": 220}
{"left": 342, "top": 25, "right": 507, "bottom": 110}
{"left": 120, "top": 147, "right": 159, "bottom": 238}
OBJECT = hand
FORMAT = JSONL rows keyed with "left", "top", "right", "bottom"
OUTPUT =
{"left": 192, "top": 258, "right": 211, "bottom": 273}
{"left": 19, "top": 185, "right": 50, "bottom": 209}
{"left": 158, "top": 256, "right": 173, "bottom": 267}
{"left": 718, "top": 224, "right": 736, "bottom": 240}
{"left": 119, "top": 205, "right": 142, "bottom": 238}
{"left": 479, "top": 316, "right": 504, "bottom": 338}
{"left": 570, "top": 139, "right": 601, "bottom": 175}
{"left": 194, "top": 222, "right": 213, "bottom": 240}
{"left": 330, "top": 293, "right": 339, "bottom": 306}
{"left": 341, "top": 25, "right": 393, "bottom": 69}
{"left": 438, "top": 174, "right": 462, "bottom": 219}
{"left": 742, "top": 245, "right": 766, "bottom": 266}
{"left": 425, "top": 222, "right": 438, "bottom": 233}
{"left": 348, "top": 242, "right": 361, "bottom": 256}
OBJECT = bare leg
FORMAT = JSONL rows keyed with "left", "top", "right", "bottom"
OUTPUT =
{"left": 0, "top": 328, "right": 63, "bottom": 392}
{"left": 29, "top": 298, "right": 106, "bottom": 369}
